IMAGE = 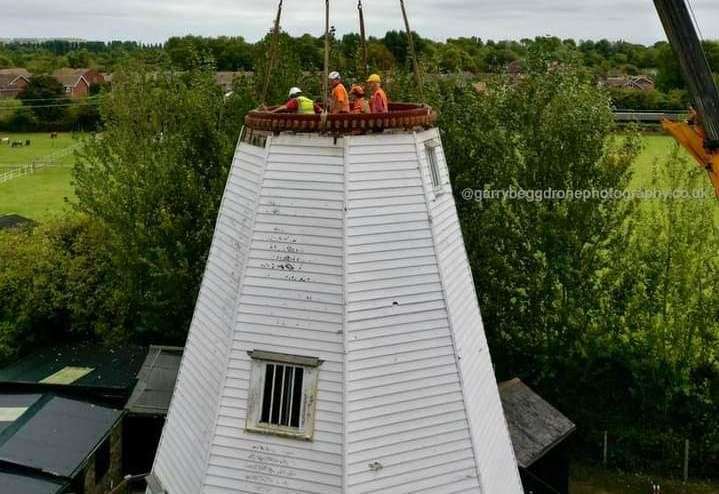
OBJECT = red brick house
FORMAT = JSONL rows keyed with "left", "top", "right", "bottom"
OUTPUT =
{"left": 0, "top": 68, "right": 31, "bottom": 98}
{"left": 52, "top": 68, "right": 104, "bottom": 98}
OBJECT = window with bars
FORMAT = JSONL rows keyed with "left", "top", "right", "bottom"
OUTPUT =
{"left": 246, "top": 351, "right": 321, "bottom": 440}
{"left": 260, "top": 363, "right": 304, "bottom": 428}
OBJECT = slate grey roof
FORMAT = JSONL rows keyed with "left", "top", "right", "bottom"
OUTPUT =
{"left": 499, "top": 378, "right": 576, "bottom": 468}
{"left": 126, "top": 346, "right": 182, "bottom": 415}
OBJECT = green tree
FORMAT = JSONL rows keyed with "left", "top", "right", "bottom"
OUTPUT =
{"left": 18, "top": 75, "right": 68, "bottom": 122}
{"left": 656, "top": 42, "right": 685, "bottom": 92}
{"left": 419, "top": 52, "right": 641, "bottom": 393}
{"left": 73, "top": 64, "right": 239, "bottom": 344}
{"left": 67, "top": 48, "right": 94, "bottom": 68}
{"left": 0, "top": 217, "right": 126, "bottom": 363}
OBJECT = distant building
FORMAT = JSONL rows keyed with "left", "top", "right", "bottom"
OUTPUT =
{"left": 214, "top": 71, "right": 252, "bottom": 95}
{"left": 0, "top": 68, "right": 31, "bottom": 98}
{"left": 0, "top": 214, "right": 35, "bottom": 231}
{"left": 52, "top": 68, "right": 104, "bottom": 98}
{"left": 507, "top": 59, "right": 523, "bottom": 77}
{"left": 500, "top": 378, "right": 577, "bottom": 494}
{"left": 603, "top": 75, "right": 656, "bottom": 91}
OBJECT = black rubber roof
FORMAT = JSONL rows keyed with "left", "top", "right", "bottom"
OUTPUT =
{"left": 0, "top": 469, "right": 67, "bottom": 494}
{"left": 0, "top": 342, "right": 146, "bottom": 391}
{"left": 0, "top": 394, "right": 122, "bottom": 478}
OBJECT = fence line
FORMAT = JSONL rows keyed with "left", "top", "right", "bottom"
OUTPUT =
{"left": 0, "top": 143, "right": 80, "bottom": 185}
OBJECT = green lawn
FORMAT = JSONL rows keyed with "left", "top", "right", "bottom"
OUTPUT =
{"left": 0, "top": 131, "right": 700, "bottom": 222}
{"left": 0, "top": 132, "right": 81, "bottom": 220}
{"left": 630, "top": 133, "right": 692, "bottom": 189}
{"left": 571, "top": 463, "right": 719, "bottom": 494}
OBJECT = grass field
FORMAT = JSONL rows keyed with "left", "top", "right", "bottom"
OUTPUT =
{"left": 571, "top": 463, "right": 719, "bottom": 494}
{"left": 0, "top": 132, "right": 81, "bottom": 220}
{"left": 630, "top": 132, "right": 693, "bottom": 189}
{"left": 0, "top": 131, "right": 701, "bottom": 222}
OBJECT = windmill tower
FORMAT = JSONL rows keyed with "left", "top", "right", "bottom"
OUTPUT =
{"left": 148, "top": 4, "right": 522, "bottom": 493}
{"left": 148, "top": 110, "right": 523, "bottom": 493}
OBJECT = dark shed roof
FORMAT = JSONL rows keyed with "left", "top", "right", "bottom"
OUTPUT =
{"left": 0, "top": 394, "right": 122, "bottom": 478}
{"left": 127, "top": 346, "right": 182, "bottom": 415}
{"left": 0, "top": 214, "right": 35, "bottom": 230}
{"left": 0, "top": 342, "right": 146, "bottom": 392}
{"left": 499, "top": 378, "right": 576, "bottom": 468}
{"left": 0, "top": 469, "right": 67, "bottom": 494}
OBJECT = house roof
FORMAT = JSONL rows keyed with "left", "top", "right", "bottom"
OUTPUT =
{"left": 0, "top": 342, "right": 146, "bottom": 394}
{"left": 51, "top": 68, "right": 90, "bottom": 88}
{"left": 0, "top": 69, "right": 30, "bottom": 89}
{"left": 0, "top": 68, "right": 30, "bottom": 77}
{"left": 499, "top": 378, "right": 576, "bottom": 468}
{"left": 0, "top": 393, "right": 121, "bottom": 486}
{"left": 127, "top": 346, "right": 182, "bottom": 415}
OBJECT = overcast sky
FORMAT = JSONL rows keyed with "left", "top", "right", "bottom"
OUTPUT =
{"left": 2, "top": 0, "right": 719, "bottom": 45}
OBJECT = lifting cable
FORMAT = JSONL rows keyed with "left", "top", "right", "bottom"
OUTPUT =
{"left": 687, "top": 0, "right": 705, "bottom": 42}
{"left": 260, "top": 0, "right": 284, "bottom": 107}
{"left": 400, "top": 0, "right": 425, "bottom": 102}
{"left": 358, "top": 0, "right": 370, "bottom": 77}
{"left": 323, "top": 0, "right": 331, "bottom": 110}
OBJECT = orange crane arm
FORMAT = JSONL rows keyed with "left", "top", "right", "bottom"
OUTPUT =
{"left": 662, "top": 118, "right": 719, "bottom": 196}
{"left": 653, "top": 0, "right": 719, "bottom": 195}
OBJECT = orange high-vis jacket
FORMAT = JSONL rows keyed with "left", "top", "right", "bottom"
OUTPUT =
{"left": 331, "top": 83, "right": 350, "bottom": 113}
{"left": 370, "top": 87, "right": 389, "bottom": 113}
{"left": 351, "top": 98, "right": 370, "bottom": 113}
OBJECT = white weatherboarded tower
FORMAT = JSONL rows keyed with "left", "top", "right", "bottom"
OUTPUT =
{"left": 149, "top": 124, "right": 523, "bottom": 494}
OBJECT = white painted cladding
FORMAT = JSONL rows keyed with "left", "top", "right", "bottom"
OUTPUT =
{"left": 151, "top": 130, "right": 522, "bottom": 494}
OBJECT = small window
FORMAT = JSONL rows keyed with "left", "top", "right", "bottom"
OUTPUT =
{"left": 94, "top": 437, "right": 111, "bottom": 484}
{"left": 426, "top": 141, "right": 442, "bottom": 189}
{"left": 260, "top": 363, "right": 304, "bottom": 428}
{"left": 247, "top": 351, "right": 321, "bottom": 440}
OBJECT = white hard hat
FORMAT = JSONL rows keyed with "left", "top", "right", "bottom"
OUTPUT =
{"left": 329, "top": 71, "right": 341, "bottom": 80}
{"left": 289, "top": 87, "right": 302, "bottom": 98}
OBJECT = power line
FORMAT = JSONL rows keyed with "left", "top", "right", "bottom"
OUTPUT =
{"left": 0, "top": 101, "right": 102, "bottom": 109}
{"left": 12, "top": 95, "right": 105, "bottom": 103}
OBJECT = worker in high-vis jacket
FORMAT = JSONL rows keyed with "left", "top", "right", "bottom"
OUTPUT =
{"left": 271, "top": 87, "right": 320, "bottom": 114}
{"left": 367, "top": 73, "right": 389, "bottom": 113}
{"left": 328, "top": 71, "right": 350, "bottom": 113}
{"left": 350, "top": 85, "right": 370, "bottom": 114}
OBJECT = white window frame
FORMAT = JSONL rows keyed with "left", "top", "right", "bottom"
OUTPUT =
{"left": 425, "top": 139, "right": 444, "bottom": 191}
{"left": 246, "top": 351, "right": 322, "bottom": 441}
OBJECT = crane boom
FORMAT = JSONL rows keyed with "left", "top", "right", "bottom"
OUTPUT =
{"left": 653, "top": 0, "right": 719, "bottom": 194}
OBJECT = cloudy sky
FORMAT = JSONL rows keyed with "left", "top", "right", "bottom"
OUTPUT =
{"left": 2, "top": 0, "right": 719, "bottom": 45}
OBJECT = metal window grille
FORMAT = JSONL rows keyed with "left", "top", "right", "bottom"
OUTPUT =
{"left": 426, "top": 143, "right": 441, "bottom": 188}
{"left": 260, "top": 364, "right": 305, "bottom": 429}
